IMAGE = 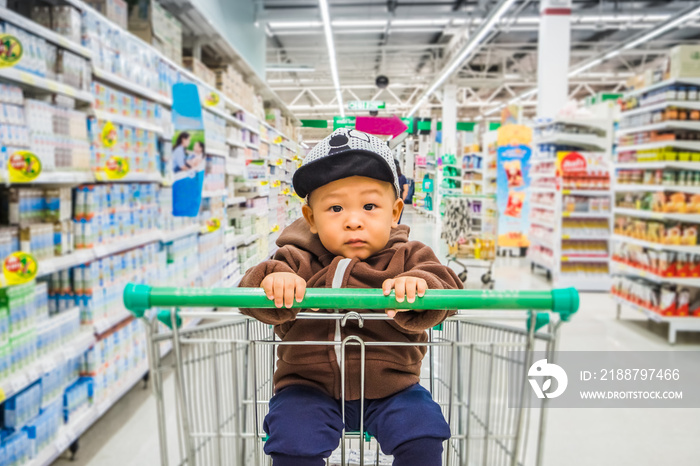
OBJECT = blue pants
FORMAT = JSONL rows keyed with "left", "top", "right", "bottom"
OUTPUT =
{"left": 263, "top": 384, "right": 451, "bottom": 466}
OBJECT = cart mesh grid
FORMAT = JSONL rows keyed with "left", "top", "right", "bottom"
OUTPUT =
{"left": 153, "top": 314, "right": 553, "bottom": 466}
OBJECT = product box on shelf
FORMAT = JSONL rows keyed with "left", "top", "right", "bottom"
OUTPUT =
{"left": 84, "top": 0, "right": 128, "bottom": 29}
{"left": 668, "top": 45, "right": 700, "bottom": 80}
{"left": 183, "top": 57, "right": 217, "bottom": 89}
{"left": 30, "top": 5, "right": 82, "bottom": 45}
{"left": 612, "top": 242, "right": 700, "bottom": 278}
{"left": 128, "top": 0, "right": 183, "bottom": 65}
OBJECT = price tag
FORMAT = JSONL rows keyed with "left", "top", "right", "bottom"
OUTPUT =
{"left": 562, "top": 189, "right": 571, "bottom": 195}
{"left": 1, "top": 35, "right": 24, "bottom": 68}
{"left": 55, "top": 431, "right": 70, "bottom": 453}
{"left": 47, "top": 81, "right": 59, "bottom": 92}
{"left": 646, "top": 310, "right": 663, "bottom": 323}
{"left": 562, "top": 212, "right": 570, "bottom": 217}
{"left": 19, "top": 71, "right": 35, "bottom": 85}
{"left": 562, "top": 256, "right": 569, "bottom": 262}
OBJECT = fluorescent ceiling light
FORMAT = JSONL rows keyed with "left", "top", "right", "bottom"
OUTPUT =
{"left": 622, "top": 4, "right": 700, "bottom": 50}
{"left": 266, "top": 65, "right": 316, "bottom": 73}
{"left": 332, "top": 19, "right": 387, "bottom": 27}
{"left": 568, "top": 58, "right": 604, "bottom": 77}
{"left": 319, "top": 0, "right": 344, "bottom": 117}
{"left": 335, "top": 29, "right": 386, "bottom": 34}
{"left": 407, "top": 0, "right": 518, "bottom": 117}
{"left": 391, "top": 19, "right": 450, "bottom": 26}
{"left": 269, "top": 21, "right": 322, "bottom": 28}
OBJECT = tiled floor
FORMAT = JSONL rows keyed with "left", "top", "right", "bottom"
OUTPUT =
{"left": 55, "top": 208, "right": 700, "bottom": 466}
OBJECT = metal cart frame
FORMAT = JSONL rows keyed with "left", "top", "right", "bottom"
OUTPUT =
{"left": 124, "top": 286, "right": 579, "bottom": 466}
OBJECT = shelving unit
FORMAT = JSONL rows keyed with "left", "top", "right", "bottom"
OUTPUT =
{"left": 527, "top": 114, "right": 615, "bottom": 291}
{"left": 612, "top": 79, "right": 700, "bottom": 342}
{"left": 0, "top": 1, "right": 302, "bottom": 462}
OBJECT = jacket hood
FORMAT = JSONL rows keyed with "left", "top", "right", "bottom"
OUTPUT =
{"left": 276, "top": 218, "right": 411, "bottom": 260}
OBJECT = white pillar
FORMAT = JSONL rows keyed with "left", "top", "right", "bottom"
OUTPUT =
{"left": 537, "top": 0, "right": 572, "bottom": 118}
{"left": 442, "top": 83, "right": 457, "bottom": 156}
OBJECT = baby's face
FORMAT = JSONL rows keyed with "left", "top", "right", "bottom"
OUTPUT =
{"left": 302, "top": 176, "right": 403, "bottom": 260}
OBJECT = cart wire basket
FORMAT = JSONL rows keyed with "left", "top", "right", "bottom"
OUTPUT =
{"left": 124, "top": 285, "right": 579, "bottom": 466}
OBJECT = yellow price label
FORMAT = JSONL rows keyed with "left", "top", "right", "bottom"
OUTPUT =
{"left": 562, "top": 212, "right": 571, "bottom": 217}
{"left": 276, "top": 159, "right": 284, "bottom": 166}
{"left": 0, "top": 35, "right": 23, "bottom": 68}
{"left": 260, "top": 180, "right": 269, "bottom": 186}
{"left": 206, "top": 218, "right": 221, "bottom": 232}
{"left": 562, "top": 190, "right": 571, "bottom": 195}
{"left": 562, "top": 235, "right": 570, "bottom": 240}
{"left": 19, "top": 72, "right": 35, "bottom": 85}
{"left": 8, "top": 151, "right": 41, "bottom": 182}
{"left": 272, "top": 180, "right": 281, "bottom": 188}
{"left": 271, "top": 224, "right": 280, "bottom": 233}
{"left": 103, "top": 156, "right": 129, "bottom": 179}
{"left": 273, "top": 136, "right": 283, "bottom": 144}
{"left": 101, "top": 121, "right": 117, "bottom": 148}
{"left": 47, "top": 81, "right": 59, "bottom": 92}
{"left": 0, "top": 387, "right": 5, "bottom": 404}
{"left": 203, "top": 91, "right": 220, "bottom": 107}
{"left": 561, "top": 256, "right": 569, "bottom": 262}
{"left": 3, "top": 252, "right": 38, "bottom": 285}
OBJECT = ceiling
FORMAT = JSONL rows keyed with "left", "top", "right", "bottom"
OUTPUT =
{"left": 261, "top": 0, "right": 700, "bottom": 131}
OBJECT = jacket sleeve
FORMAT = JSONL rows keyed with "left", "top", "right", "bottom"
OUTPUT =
{"left": 391, "top": 243, "right": 463, "bottom": 332}
{"left": 237, "top": 246, "right": 303, "bottom": 325}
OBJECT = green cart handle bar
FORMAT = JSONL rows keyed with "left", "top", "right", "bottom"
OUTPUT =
{"left": 123, "top": 284, "right": 579, "bottom": 322}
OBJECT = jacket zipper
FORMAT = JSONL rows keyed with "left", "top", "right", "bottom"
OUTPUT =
{"left": 331, "top": 258, "right": 352, "bottom": 368}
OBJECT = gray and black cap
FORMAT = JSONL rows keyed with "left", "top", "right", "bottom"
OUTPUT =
{"left": 293, "top": 128, "right": 400, "bottom": 199}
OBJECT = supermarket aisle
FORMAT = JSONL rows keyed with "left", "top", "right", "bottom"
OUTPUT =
{"left": 54, "top": 208, "right": 700, "bottom": 466}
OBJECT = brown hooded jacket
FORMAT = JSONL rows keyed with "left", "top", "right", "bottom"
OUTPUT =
{"left": 239, "top": 218, "right": 462, "bottom": 400}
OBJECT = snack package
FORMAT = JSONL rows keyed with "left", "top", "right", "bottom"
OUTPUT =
{"left": 659, "top": 286, "right": 677, "bottom": 316}
{"left": 676, "top": 287, "right": 692, "bottom": 316}
{"left": 681, "top": 225, "right": 698, "bottom": 246}
{"left": 664, "top": 224, "right": 683, "bottom": 245}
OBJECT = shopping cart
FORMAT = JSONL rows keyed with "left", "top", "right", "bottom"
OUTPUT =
{"left": 442, "top": 195, "right": 498, "bottom": 288}
{"left": 123, "top": 285, "right": 579, "bottom": 466}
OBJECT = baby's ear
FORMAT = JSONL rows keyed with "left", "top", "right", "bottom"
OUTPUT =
{"left": 391, "top": 197, "right": 404, "bottom": 227}
{"left": 302, "top": 205, "right": 318, "bottom": 234}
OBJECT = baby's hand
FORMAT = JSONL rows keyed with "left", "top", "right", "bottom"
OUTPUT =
{"left": 382, "top": 277, "right": 428, "bottom": 318}
{"left": 261, "top": 272, "right": 306, "bottom": 309}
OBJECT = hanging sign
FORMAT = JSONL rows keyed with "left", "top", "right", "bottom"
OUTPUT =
{"left": 101, "top": 121, "right": 117, "bottom": 148}
{"left": 557, "top": 151, "right": 587, "bottom": 175}
{"left": 206, "top": 218, "right": 221, "bottom": 232}
{"left": 333, "top": 116, "right": 356, "bottom": 130}
{"left": 172, "top": 83, "right": 206, "bottom": 217}
{"left": 3, "top": 252, "right": 38, "bottom": 285}
{"left": 0, "top": 35, "right": 23, "bottom": 67}
{"left": 8, "top": 151, "right": 41, "bottom": 182}
{"left": 496, "top": 139, "right": 532, "bottom": 248}
{"left": 203, "top": 91, "right": 220, "bottom": 107}
{"left": 347, "top": 100, "right": 385, "bottom": 111}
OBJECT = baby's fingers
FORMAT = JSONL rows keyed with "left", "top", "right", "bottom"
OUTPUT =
{"left": 416, "top": 279, "right": 427, "bottom": 297}
{"left": 261, "top": 276, "right": 275, "bottom": 300}
{"left": 273, "top": 277, "right": 285, "bottom": 308}
{"left": 294, "top": 277, "right": 306, "bottom": 304}
{"left": 382, "top": 279, "right": 395, "bottom": 296}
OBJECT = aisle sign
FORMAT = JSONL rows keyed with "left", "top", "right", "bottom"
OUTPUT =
{"left": 347, "top": 100, "right": 385, "bottom": 111}
{"left": 8, "top": 151, "right": 41, "bottom": 182}
{"left": 496, "top": 124, "right": 532, "bottom": 248}
{"left": 0, "top": 35, "right": 23, "bottom": 67}
{"left": 333, "top": 116, "right": 356, "bottom": 130}
{"left": 3, "top": 252, "right": 37, "bottom": 285}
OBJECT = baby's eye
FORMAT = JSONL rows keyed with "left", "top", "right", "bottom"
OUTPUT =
{"left": 363, "top": 204, "right": 376, "bottom": 211}
{"left": 330, "top": 205, "right": 343, "bottom": 213}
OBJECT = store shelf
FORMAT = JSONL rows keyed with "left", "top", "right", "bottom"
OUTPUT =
{"left": 37, "top": 249, "right": 96, "bottom": 278}
{"left": 530, "top": 172, "right": 556, "bottom": 179}
{"left": 614, "top": 184, "right": 700, "bottom": 195}
{"left": 241, "top": 121, "right": 260, "bottom": 134}
{"left": 529, "top": 187, "right": 556, "bottom": 193}
{"left": 614, "top": 161, "right": 700, "bottom": 170}
{"left": 528, "top": 256, "right": 554, "bottom": 271}
{"left": 616, "top": 140, "right": 700, "bottom": 153}
{"left": 227, "top": 196, "right": 247, "bottom": 206}
{"left": 206, "top": 147, "right": 229, "bottom": 158}
{"left": 28, "top": 364, "right": 149, "bottom": 466}
{"left": 1, "top": 8, "right": 91, "bottom": 58}
{"left": 611, "top": 234, "right": 700, "bottom": 253}
{"left": 561, "top": 233, "right": 610, "bottom": 241}
{"left": 619, "top": 100, "right": 700, "bottom": 118}
{"left": 561, "top": 211, "right": 612, "bottom": 218}
{"left": 561, "top": 255, "right": 609, "bottom": 263}
{"left": 613, "top": 296, "right": 700, "bottom": 325}
{"left": 0, "top": 327, "right": 95, "bottom": 403}
{"left": 623, "top": 78, "right": 700, "bottom": 99}
{"left": 530, "top": 203, "right": 555, "bottom": 212}
{"left": 0, "top": 67, "right": 92, "bottom": 103}
{"left": 93, "top": 310, "right": 132, "bottom": 335}
{"left": 246, "top": 142, "right": 260, "bottom": 150}
{"left": 102, "top": 172, "right": 164, "bottom": 183}
{"left": 93, "top": 67, "right": 172, "bottom": 106}
{"left": 560, "top": 189, "right": 610, "bottom": 196}
{"left": 161, "top": 224, "right": 202, "bottom": 243}
{"left": 613, "top": 207, "right": 700, "bottom": 223}
{"left": 227, "top": 138, "right": 246, "bottom": 148}
{"left": 534, "top": 132, "right": 608, "bottom": 151}
{"left": 529, "top": 236, "right": 554, "bottom": 249}
{"left": 617, "top": 120, "right": 700, "bottom": 135}
{"left": 531, "top": 219, "right": 556, "bottom": 229}
{"left": 92, "top": 109, "right": 164, "bottom": 134}
{"left": 534, "top": 118, "right": 608, "bottom": 132}
{"left": 93, "top": 232, "right": 161, "bottom": 259}
{"left": 611, "top": 260, "right": 700, "bottom": 286}
{"left": 201, "top": 189, "right": 228, "bottom": 198}
{"left": 3, "top": 170, "right": 93, "bottom": 185}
